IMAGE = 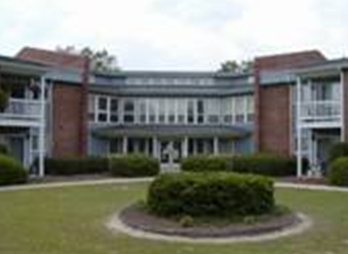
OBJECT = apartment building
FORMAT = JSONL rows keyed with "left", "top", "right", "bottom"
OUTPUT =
{"left": 0, "top": 47, "right": 344, "bottom": 176}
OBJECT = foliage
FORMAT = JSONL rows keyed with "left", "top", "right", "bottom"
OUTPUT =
{"left": 109, "top": 154, "right": 160, "bottom": 177}
{"left": 0, "top": 154, "right": 27, "bottom": 186}
{"left": 0, "top": 143, "right": 9, "bottom": 155}
{"left": 147, "top": 172, "right": 274, "bottom": 217}
{"left": 218, "top": 60, "right": 253, "bottom": 73}
{"left": 181, "top": 154, "right": 308, "bottom": 177}
{"left": 0, "top": 88, "right": 9, "bottom": 112}
{"left": 328, "top": 142, "right": 348, "bottom": 163}
{"left": 328, "top": 157, "right": 348, "bottom": 186}
{"left": 56, "top": 45, "right": 120, "bottom": 72}
{"left": 45, "top": 156, "right": 108, "bottom": 175}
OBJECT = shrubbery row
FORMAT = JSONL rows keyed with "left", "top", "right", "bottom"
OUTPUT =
{"left": 147, "top": 172, "right": 275, "bottom": 217}
{"left": 181, "top": 154, "right": 309, "bottom": 177}
{"left": 44, "top": 154, "right": 160, "bottom": 177}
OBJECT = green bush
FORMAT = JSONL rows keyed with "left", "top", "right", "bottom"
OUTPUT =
{"left": 328, "top": 157, "right": 348, "bottom": 186}
{"left": 181, "top": 154, "right": 308, "bottom": 177}
{"left": 0, "top": 154, "right": 27, "bottom": 186}
{"left": 0, "top": 143, "right": 9, "bottom": 155}
{"left": 181, "top": 155, "right": 231, "bottom": 172}
{"left": 147, "top": 172, "right": 275, "bottom": 217}
{"left": 45, "top": 156, "right": 108, "bottom": 175}
{"left": 328, "top": 142, "right": 348, "bottom": 163}
{"left": 109, "top": 154, "right": 159, "bottom": 177}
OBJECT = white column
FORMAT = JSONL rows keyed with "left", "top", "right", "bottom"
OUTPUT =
{"left": 296, "top": 76, "right": 303, "bottom": 178}
{"left": 38, "top": 76, "right": 46, "bottom": 177}
{"left": 122, "top": 136, "right": 128, "bottom": 154}
{"left": 182, "top": 136, "right": 188, "bottom": 158}
{"left": 213, "top": 137, "right": 219, "bottom": 155}
{"left": 152, "top": 136, "right": 158, "bottom": 159}
{"left": 340, "top": 70, "right": 345, "bottom": 142}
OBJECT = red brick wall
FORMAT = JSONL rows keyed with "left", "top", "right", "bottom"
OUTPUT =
{"left": 52, "top": 84, "right": 85, "bottom": 157}
{"left": 254, "top": 50, "right": 326, "bottom": 156}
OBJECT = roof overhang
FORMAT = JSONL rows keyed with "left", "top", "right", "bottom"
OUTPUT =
{"left": 91, "top": 124, "right": 253, "bottom": 139}
{"left": 0, "top": 56, "right": 48, "bottom": 76}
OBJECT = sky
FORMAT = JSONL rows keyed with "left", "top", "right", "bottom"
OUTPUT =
{"left": 0, "top": 0, "right": 347, "bottom": 70}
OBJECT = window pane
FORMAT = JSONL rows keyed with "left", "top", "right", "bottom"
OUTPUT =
{"left": 98, "top": 97, "right": 107, "bottom": 110}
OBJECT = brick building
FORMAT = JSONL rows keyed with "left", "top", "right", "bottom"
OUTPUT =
{"left": 0, "top": 46, "right": 346, "bottom": 176}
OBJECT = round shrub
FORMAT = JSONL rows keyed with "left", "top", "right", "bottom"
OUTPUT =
{"left": 0, "top": 143, "right": 9, "bottom": 155}
{"left": 0, "top": 154, "right": 27, "bottom": 186}
{"left": 328, "top": 157, "right": 348, "bottom": 186}
{"left": 147, "top": 172, "right": 275, "bottom": 217}
{"left": 109, "top": 154, "right": 160, "bottom": 177}
{"left": 328, "top": 142, "right": 348, "bottom": 163}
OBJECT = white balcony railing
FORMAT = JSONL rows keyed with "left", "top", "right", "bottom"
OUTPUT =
{"left": 0, "top": 98, "right": 41, "bottom": 121}
{"left": 300, "top": 100, "right": 341, "bottom": 122}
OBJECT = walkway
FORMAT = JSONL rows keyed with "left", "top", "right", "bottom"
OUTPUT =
{"left": 0, "top": 177, "right": 348, "bottom": 193}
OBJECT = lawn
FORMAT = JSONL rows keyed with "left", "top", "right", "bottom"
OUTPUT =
{"left": 0, "top": 182, "right": 348, "bottom": 254}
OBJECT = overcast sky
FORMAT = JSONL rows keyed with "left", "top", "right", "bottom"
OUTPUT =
{"left": 1, "top": 0, "right": 347, "bottom": 70}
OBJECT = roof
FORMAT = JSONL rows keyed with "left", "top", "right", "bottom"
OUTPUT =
{"left": 0, "top": 54, "right": 48, "bottom": 75}
{"left": 16, "top": 47, "right": 86, "bottom": 70}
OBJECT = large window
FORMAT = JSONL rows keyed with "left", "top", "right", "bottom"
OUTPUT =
{"left": 123, "top": 100, "right": 134, "bottom": 123}
{"left": 97, "top": 96, "right": 108, "bottom": 122}
{"left": 235, "top": 96, "right": 245, "bottom": 123}
{"left": 197, "top": 100, "right": 204, "bottom": 124}
{"left": 187, "top": 100, "right": 195, "bottom": 123}
{"left": 88, "top": 95, "right": 254, "bottom": 125}
{"left": 110, "top": 98, "right": 118, "bottom": 123}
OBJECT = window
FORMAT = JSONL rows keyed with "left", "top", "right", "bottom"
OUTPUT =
{"left": 235, "top": 96, "right": 245, "bottom": 123}
{"left": 158, "top": 99, "right": 166, "bottom": 123}
{"left": 139, "top": 100, "right": 147, "bottom": 123}
{"left": 88, "top": 95, "right": 96, "bottom": 122}
{"left": 97, "top": 96, "right": 108, "bottom": 122}
{"left": 110, "top": 98, "right": 118, "bottom": 123}
{"left": 187, "top": 100, "right": 195, "bottom": 123}
{"left": 223, "top": 98, "right": 233, "bottom": 124}
{"left": 197, "top": 100, "right": 204, "bottom": 123}
{"left": 148, "top": 100, "right": 157, "bottom": 123}
{"left": 177, "top": 99, "right": 186, "bottom": 124}
{"left": 246, "top": 96, "right": 254, "bottom": 122}
{"left": 207, "top": 99, "right": 220, "bottom": 123}
{"left": 123, "top": 100, "right": 134, "bottom": 123}
{"left": 168, "top": 99, "right": 176, "bottom": 123}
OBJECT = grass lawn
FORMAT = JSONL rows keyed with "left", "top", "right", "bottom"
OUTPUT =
{"left": 0, "top": 182, "right": 348, "bottom": 254}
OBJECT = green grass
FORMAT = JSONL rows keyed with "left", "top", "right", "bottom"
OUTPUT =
{"left": 0, "top": 183, "right": 348, "bottom": 254}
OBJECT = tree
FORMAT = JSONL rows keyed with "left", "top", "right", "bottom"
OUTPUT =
{"left": 56, "top": 46, "right": 120, "bottom": 73}
{"left": 218, "top": 60, "right": 253, "bottom": 74}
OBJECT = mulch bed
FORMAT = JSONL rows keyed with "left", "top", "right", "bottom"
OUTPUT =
{"left": 119, "top": 204, "right": 302, "bottom": 238}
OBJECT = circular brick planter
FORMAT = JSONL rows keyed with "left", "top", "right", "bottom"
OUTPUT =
{"left": 107, "top": 204, "right": 312, "bottom": 243}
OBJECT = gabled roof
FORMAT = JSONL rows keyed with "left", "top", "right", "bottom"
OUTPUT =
{"left": 16, "top": 47, "right": 85, "bottom": 70}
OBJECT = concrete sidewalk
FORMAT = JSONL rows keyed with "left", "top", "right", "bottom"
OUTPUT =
{"left": 0, "top": 177, "right": 348, "bottom": 193}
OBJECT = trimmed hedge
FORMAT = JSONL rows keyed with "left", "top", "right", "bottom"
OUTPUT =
{"left": 109, "top": 154, "right": 160, "bottom": 177}
{"left": 45, "top": 156, "right": 108, "bottom": 175}
{"left": 181, "top": 154, "right": 308, "bottom": 177}
{"left": 0, "top": 154, "right": 27, "bottom": 186}
{"left": 328, "top": 142, "right": 348, "bottom": 163}
{"left": 147, "top": 172, "right": 274, "bottom": 217}
{"left": 328, "top": 157, "right": 348, "bottom": 186}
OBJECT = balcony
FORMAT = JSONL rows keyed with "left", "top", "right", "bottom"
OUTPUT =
{"left": 0, "top": 98, "right": 42, "bottom": 126}
{"left": 299, "top": 100, "right": 341, "bottom": 126}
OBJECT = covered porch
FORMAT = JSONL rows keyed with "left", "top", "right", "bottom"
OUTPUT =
{"left": 90, "top": 124, "right": 253, "bottom": 170}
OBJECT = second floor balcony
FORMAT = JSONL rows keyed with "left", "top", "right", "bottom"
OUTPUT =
{"left": 299, "top": 100, "right": 341, "bottom": 125}
{"left": 0, "top": 98, "right": 43, "bottom": 126}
